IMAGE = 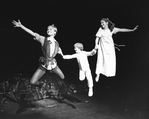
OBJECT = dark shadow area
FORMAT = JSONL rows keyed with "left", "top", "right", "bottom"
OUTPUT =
{"left": 0, "top": 72, "right": 148, "bottom": 119}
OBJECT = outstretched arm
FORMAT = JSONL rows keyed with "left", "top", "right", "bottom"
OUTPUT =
{"left": 12, "top": 20, "right": 36, "bottom": 37}
{"left": 63, "top": 54, "right": 77, "bottom": 59}
{"left": 86, "top": 49, "right": 97, "bottom": 56}
{"left": 113, "top": 25, "right": 138, "bottom": 34}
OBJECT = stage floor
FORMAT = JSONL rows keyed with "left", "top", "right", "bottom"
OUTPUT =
{"left": 0, "top": 92, "right": 148, "bottom": 119}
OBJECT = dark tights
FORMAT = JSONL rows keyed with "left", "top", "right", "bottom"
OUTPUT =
{"left": 30, "top": 66, "right": 65, "bottom": 85}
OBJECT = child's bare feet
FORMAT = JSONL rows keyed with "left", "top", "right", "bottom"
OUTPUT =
{"left": 88, "top": 87, "right": 93, "bottom": 97}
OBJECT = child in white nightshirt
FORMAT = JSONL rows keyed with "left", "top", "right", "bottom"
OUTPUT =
{"left": 62, "top": 43, "right": 96, "bottom": 97}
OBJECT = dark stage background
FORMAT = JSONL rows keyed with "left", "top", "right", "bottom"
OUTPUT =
{"left": 0, "top": 0, "right": 149, "bottom": 111}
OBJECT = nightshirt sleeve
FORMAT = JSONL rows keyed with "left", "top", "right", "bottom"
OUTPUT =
{"left": 86, "top": 49, "right": 96, "bottom": 56}
{"left": 63, "top": 54, "right": 77, "bottom": 59}
{"left": 95, "top": 28, "right": 102, "bottom": 37}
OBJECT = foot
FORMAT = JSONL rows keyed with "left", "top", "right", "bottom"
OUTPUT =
{"left": 88, "top": 87, "right": 93, "bottom": 97}
{"left": 32, "top": 84, "right": 42, "bottom": 89}
{"left": 95, "top": 75, "right": 100, "bottom": 82}
{"left": 80, "top": 78, "right": 85, "bottom": 81}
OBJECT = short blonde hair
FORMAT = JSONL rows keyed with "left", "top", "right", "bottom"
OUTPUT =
{"left": 74, "top": 43, "right": 84, "bottom": 50}
{"left": 48, "top": 24, "right": 57, "bottom": 33}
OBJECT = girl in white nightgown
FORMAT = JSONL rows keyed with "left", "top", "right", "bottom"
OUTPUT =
{"left": 94, "top": 18, "right": 138, "bottom": 82}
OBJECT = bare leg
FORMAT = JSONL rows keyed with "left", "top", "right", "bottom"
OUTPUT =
{"left": 30, "top": 66, "right": 46, "bottom": 85}
{"left": 52, "top": 66, "right": 65, "bottom": 79}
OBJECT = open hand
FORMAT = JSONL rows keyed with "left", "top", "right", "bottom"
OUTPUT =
{"left": 133, "top": 25, "right": 139, "bottom": 31}
{"left": 12, "top": 20, "right": 22, "bottom": 27}
{"left": 94, "top": 45, "right": 99, "bottom": 50}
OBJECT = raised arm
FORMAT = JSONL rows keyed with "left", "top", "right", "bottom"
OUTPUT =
{"left": 12, "top": 20, "right": 36, "bottom": 37}
{"left": 113, "top": 25, "right": 138, "bottom": 34}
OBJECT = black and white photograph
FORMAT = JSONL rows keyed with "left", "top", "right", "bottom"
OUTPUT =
{"left": 0, "top": 0, "right": 149, "bottom": 119}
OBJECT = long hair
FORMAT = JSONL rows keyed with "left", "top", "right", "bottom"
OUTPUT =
{"left": 101, "top": 18, "right": 115, "bottom": 31}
